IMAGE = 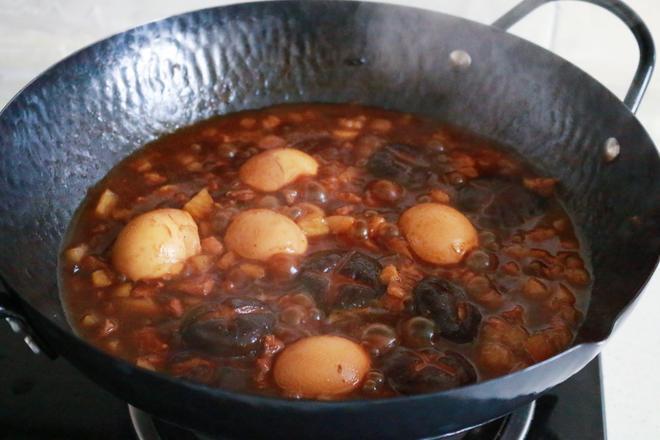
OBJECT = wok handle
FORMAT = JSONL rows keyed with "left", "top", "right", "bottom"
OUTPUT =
{"left": 0, "top": 277, "right": 56, "bottom": 358}
{"left": 492, "top": 0, "right": 655, "bottom": 114}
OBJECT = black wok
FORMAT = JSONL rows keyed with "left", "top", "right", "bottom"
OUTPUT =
{"left": 0, "top": 0, "right": 658, "bottom": 438}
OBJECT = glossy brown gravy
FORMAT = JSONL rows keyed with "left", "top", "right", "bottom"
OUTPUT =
{"left": 60, "top": 104, "right": 590, "bottom": 399}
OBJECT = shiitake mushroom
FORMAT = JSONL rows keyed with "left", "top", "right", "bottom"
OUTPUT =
{"left": 366, "top": 143, "right": 429, "bottom": 188}
{"left": 337, "top": 251, "right": 383, "bottom": 287}
{"left": 336, "top": 284, "right": 382, "bottom": 310}
{"left": 381, "top": 347, "right": 476, "bottom": 395}
{"left": 297, "top": 250, "right": 384, "bottom": 310}
{"left": 413, "top": 276, "right": 482, "bottom": 343}
{"left": 180, "top": 298, "right": 275, "bottom": 357}
{"left": 456, "top": 178, "right": 546, "bottom": 229}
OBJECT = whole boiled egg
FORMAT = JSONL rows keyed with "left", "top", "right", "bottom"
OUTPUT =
{"left": 239, "top": 148, "right": 318, "bottom": 192}
{"left": 224, "top": 209, "right": 307, "bottom": 261}
{"left": 112, "top": 208, "right": 201, "bottom": 281}
{"left": 273, "top": 335, "right": 371, "bottom": 398}
{"left": 399, "top": 203, "right": 478, "bottom": 265}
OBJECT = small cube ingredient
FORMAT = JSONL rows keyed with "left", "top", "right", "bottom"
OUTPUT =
{"left": 239, "top": 148, "right": 318, "bottom": 192}
{"left": 326, "top": 215, "right": 355, "bottom": 234}
{"left": 112, "top": 208, "right": 201, "bottom": 281}
{"left": 95, "top": 189, "right": 119, "bottom": 218}
{"left": 200, "top": 236, "right": 224, "bottom": 255}
{"left": 274, "top": 335, "right": 370, "bottom": 398}
{"left": 91, "top": 270, "right": 113, "bottom": 287}
{"left": 81, "top": 313, "right": 100, "bottom": 327}
{"left": 297, "top": 216, "right": 330, "bottom": 237}
{"left": 65, "top": 244, "right": 89, "bottom": 264}
{"left": 113, "top": 283, "right": 132, "bottom": 298}
{"left": 430, "top": 189, "right": 450, "bottom": 204}
{"left": 183, "top": 188, "right": 214, "bottom": 219}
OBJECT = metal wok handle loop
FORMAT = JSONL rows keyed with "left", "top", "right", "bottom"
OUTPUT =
{"left": 492, "top": 0, "right": 655, "bottom": 114}
{"left": 0, "top": 277, "right": 55, "bottom": 357}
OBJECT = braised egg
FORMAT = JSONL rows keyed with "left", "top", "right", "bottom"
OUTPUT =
{"left": 112, "top": 208, "right": 201, "bottom": 281}
{"left": 399, "top": 203, "right": 478, "bottom": 265}
{"left": 224, "top": 209, "right": 308, "bottom": 261}
{"left": 274, "top": 335, "right": 370, "bottom": 398}
{"left": 239, "top": 148, "right": 318, "bottom": 192}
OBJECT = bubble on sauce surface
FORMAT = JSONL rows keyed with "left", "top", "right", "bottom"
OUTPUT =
{"left": 224, "top": 209, "right": 308, "bottom": 261}
{"left": 273, "top": 335, "right": 370, "bottom": 398}
{"left": 399, "top": 203, "right": 478, "bottom": 265}
{"left": 112, "top": 208, "right": 201, "bottom": 281}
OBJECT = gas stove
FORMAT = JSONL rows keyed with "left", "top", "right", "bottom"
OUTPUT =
{"left": 0, "top": 323, "right": 605, "bottom": 440}
{"left": 128, "top": 402, "right": 536, "bottom": 440}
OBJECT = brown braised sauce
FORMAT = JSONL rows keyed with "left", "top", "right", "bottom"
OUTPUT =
{"left": 60, "top": 104, "right": 591, "bottom": 399}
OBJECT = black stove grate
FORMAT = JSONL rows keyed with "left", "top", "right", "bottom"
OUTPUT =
{"left": 129, "top": 401, "right": 535, "bottom": 440}
{"left": 0, "top": 323, "right": 604, "bottom": 439}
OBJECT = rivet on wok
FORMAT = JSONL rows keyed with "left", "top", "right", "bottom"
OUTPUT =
{"left": 449, "top": 50, "right": 472, "bottom": 69}
{"left": 344, "top": 57, "right": 367, "bottom": 66}
{"left": 603, "top": 137, "right": 620, "bottom": 162}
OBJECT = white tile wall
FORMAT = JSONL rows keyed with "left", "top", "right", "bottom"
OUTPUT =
{"left": 0, "top": 1, "right": 658, "bottom": 438}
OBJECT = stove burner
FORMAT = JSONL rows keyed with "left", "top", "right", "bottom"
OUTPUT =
{"left": 129, "top": 401, "right": 535, "bottom": 440}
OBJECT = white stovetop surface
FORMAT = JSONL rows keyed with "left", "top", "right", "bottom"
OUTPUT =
{"left": 1, "top": 1, "right": 658, "bottom": 438}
